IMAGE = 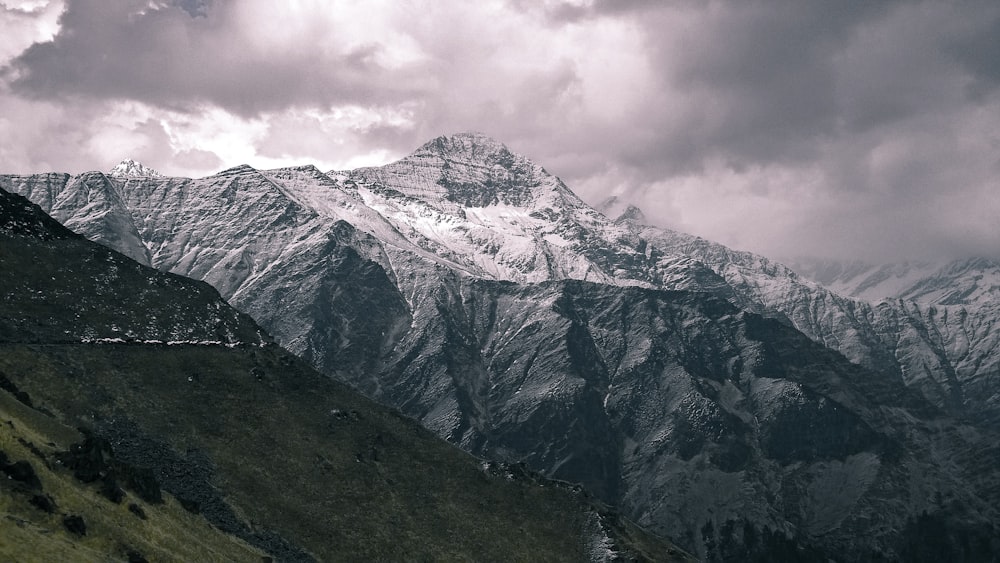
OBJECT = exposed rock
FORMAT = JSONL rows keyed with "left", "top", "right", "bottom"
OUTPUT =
{"left": 62, "top": 514, "right": 86, "bottom": 536}
{"left": 0, "top": 452, "right": 41, "bottom": 491}
{"left": 28, "top": 493, "right": 56, "bottom": 513}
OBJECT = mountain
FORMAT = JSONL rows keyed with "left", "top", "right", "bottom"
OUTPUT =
{"left": 0, "top": 187, "right": 687, "bottom": 562}
{"left": 786, "top": 256, "right": 1000, "bottom": 307}
{"left": 618, "top": 223, "right": 1000, "bottom": 426}
{"left": 108, "top": 159, "right": 163, "bottom": 179}
{"left": 894, "top": 257, "right": 1000, "bottom": 306}
{"left": 4, "top": 133, "right": 999, "bottom": 560}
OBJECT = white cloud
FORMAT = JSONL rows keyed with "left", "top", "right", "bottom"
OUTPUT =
{"left": 0, "top": 0, "right": 62, "bottom": 63}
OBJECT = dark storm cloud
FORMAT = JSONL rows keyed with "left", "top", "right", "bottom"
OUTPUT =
{"left": 508, "top": 0, "right": 1000, "bottom": 261}
{"left": 4, "top": 0, "right": 428, "bottom": 116}
{"left": 943, "top": 9, "right": 1000, "bottom": 95}
{"left": 174, "top": 0, "right": 211, "bottom": 18}
{"left": 520, "top": 1, "right": 994, "bottom": 181}
{"left": 492, "top": 1, "right": 907, "bottom": 182}
{"left": 609, "top": 2, "right": 897, "bottom": 174}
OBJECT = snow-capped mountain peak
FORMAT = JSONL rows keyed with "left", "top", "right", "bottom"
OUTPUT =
{"left": 330, "top": 133, "right": 671, "bottom": 287}
{"left": 108, "top": 158, "right": 163, "bottom": 178}
{"left": 350, "top": 131, "right": 554, "bottom": 210}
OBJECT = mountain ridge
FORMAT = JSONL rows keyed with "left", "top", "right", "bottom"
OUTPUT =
{"left": 4, "top": 132, "right": 1000, "bottom": 560}
{"left": 0, "top": 184, "right": 689, "bottom": 562}
{"left": 786, "top": 255, "right": 1000, "bottom": 307}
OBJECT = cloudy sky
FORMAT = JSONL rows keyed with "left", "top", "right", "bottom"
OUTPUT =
{"left": 2, "top": 0, "right": 998, "bottom": 262}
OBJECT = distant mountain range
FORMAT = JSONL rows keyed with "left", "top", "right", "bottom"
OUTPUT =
{"left": 3, "top": 132, "right": 998, "bottom": 560}
{"left": 786, "top": 256, "right": 1000, "bottom": 307}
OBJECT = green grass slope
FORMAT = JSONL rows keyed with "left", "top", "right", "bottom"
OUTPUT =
{"left": 0, "top": 389, "right": 269, "bottom": 562}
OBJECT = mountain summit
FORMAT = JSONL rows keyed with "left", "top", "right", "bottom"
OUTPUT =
{"left": 415, "top": 131, "right": 512, "bottom": 159}
{"left": 350, "top": 131, "right": 578, "bottom": 210}
{"left": 108, "top": 158, "right": 163, "bottom": 178}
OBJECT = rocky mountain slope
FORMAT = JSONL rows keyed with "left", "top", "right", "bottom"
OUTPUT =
{"left": 4, "top": 133, "right": 999, "bottom": 559}
{"left": 0, "top": 187, "right": 686, "bottom": 562}
{"left": 619, "top": 222, "right": 1000, "bottom": 427}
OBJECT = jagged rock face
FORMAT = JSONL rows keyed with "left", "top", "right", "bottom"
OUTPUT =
{"left": 3, "top": 133, "right": 1000, "bottom": 559}
{"left": 1, "top": 172, "right": 152, "bottom": 265}
{"left": 889, "top": 257, "right": 1000, "bottom": 307}
{"left": 344, "top": 133, "right": 713, "bottom": 290}
{"left": 363, "top": 276, "right": 999, "bottom": 560}
{"left": 355, "top": 133, "right": 544, "bottom": 208}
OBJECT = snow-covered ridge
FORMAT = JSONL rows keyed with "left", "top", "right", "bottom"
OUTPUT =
{"left": 109, "top": 158, "right": 163, "bottom": 178}
{"left": 785, "top": 256, "right": 1000, "bottom": 308}
{"left": 79, "top": 337, "right": 267, "bottom": 347}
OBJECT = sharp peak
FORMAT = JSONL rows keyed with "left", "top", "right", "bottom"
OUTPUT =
{"left": 213, "top": 164, "right": 260, "bottom": 177}
{"left": 108, "top": 158, "right": 163, "bottom": 178}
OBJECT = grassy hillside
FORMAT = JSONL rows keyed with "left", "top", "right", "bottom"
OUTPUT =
{"left": 0, "top": 389, "right": 269, "bottom": 562}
